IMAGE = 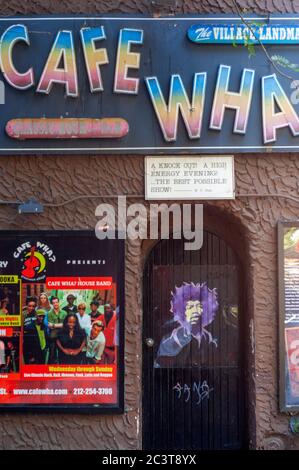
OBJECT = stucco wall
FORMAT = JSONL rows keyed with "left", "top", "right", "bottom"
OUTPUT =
{"left": 0, "top": 0, "right": 298, "bottom": 450}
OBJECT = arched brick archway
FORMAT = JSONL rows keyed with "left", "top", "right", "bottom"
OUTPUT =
{"left": 142, "top": 205, "right": 251, "bottom": 450}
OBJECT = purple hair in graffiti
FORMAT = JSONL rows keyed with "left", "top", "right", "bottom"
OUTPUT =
{"left": 170, "top": 282, "right": 219, "bottom": 347}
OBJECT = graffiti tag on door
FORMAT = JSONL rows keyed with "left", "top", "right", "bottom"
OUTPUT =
{"left": 173, "top": 380, "right": 214, "bottom": 405}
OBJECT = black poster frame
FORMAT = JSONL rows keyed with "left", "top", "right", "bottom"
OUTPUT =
{"left": 0, "top": 230, "right": 125, "bottom": 414}
{"left": 278, "top": 221, "right": 299, "bottom": 412}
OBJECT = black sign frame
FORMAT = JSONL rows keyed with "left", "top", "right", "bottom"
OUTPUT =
{"left": 0, "top": 15, "right": 298, "bottom": 154}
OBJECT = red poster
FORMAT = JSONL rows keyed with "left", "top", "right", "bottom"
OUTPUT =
{"left": 0, "top": 232, "right": 124, "bottom": 412}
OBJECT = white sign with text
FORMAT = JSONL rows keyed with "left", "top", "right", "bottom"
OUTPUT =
{"left": 145, "top": 155, "right": 235, "bottom": 200}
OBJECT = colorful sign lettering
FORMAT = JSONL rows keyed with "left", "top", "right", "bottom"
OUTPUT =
{"left": 0, "top": 17, "right": 298, "bottom": 153}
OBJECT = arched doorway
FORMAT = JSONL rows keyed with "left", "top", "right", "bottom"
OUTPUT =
{"left": 142, "top": 231, "right": 247, "bottom": 450}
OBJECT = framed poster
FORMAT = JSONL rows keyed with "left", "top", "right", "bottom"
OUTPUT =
{"left": 0, "top": 231, "right": 124, "bottom": 412}
{"left": 278, "top": 222, "right": 299, "bottom": 411}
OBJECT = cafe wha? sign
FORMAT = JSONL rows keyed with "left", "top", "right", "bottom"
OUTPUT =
{"left": 0, "top": 15, "right": 299, "bottom": 154}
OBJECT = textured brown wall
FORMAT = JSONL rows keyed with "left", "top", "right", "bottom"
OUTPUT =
{"left": 0, "top": 0, "right": 298, "bottom": 451}
{"left": 0, "top": 0, "right": 299, "bottom": 15}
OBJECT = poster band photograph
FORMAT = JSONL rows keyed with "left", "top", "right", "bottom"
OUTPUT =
{"left": 22, "top": 290, "right": 118, "bottom": 366}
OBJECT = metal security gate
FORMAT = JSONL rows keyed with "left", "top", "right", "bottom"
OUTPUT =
{"left": 142, "top": 232, "right": 246, "bottom": 450}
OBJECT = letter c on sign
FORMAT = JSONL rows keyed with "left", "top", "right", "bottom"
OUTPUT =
{"left": 0, "top": 24, "right": 34, "bottom": 90}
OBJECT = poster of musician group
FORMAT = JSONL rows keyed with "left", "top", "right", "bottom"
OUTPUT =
{"left": 279, "top": 222, "right": 299, "bottom": 411}
{"left": 0, "top": 231, "right": 124, "bottom": 411}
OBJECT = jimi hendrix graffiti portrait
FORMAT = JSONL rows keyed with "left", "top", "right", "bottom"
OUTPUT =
{"left": 154, "top": 282, "right": 219, "bottom": 368}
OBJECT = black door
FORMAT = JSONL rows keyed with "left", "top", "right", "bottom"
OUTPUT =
{"left": 142, "top": 232, "right": 246, "bottom": 450}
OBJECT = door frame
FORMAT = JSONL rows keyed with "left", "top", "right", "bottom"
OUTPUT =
{"left": 141, "top": 207, "right": 254, "bottom": 449}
